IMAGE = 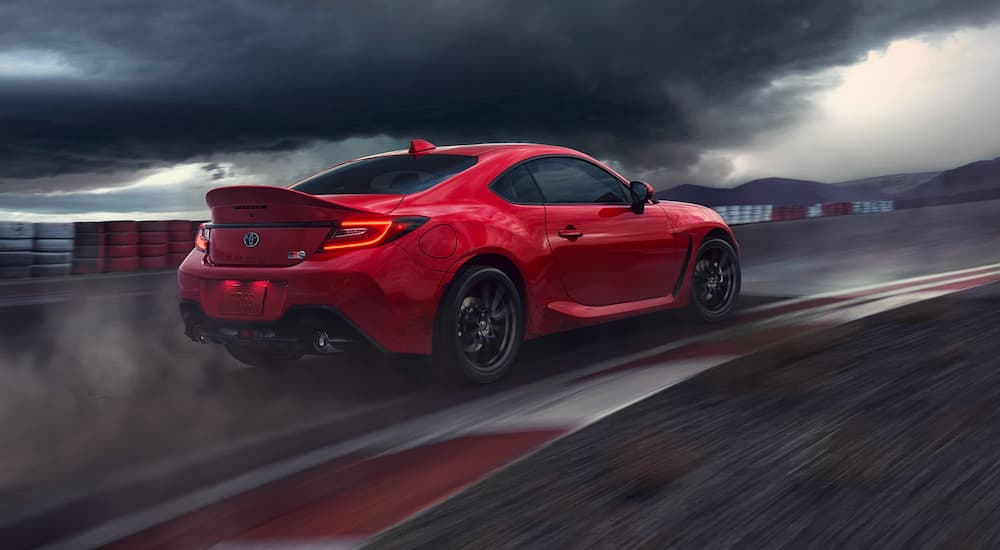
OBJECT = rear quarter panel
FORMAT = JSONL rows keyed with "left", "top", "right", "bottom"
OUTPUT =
{"left": 390, "top": 150, "right": 569, "bottom": 339}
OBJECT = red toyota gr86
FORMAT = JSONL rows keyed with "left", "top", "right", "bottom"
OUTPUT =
{"left": 178, "top": 140, "right": 740, "bottom": 384}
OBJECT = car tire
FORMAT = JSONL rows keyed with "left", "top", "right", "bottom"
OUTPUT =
{"left": 432, "top": 265, "right": 524, "bottom": 385}
{"left": 689, "top": 237, "right": 741, "bottom": 322}
{"left": 224, "top": 343, "right": 303, "bottom": 369}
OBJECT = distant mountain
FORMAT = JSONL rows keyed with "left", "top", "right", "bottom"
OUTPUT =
{"left": 656, "top": 155, "right": 1000, "bottom": 207}
{"left": 659, "top": 177, "right": 885, "bottom": 206}
{"left": 903, "top": 158, "right": 1000, "bottom": 198}
{"left": 833, "top": 171, "right": 939, "bottom": 195}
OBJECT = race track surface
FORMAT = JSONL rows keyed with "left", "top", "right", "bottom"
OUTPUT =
{"left": 0, "top": 199, "right": 998, "bottom": 547}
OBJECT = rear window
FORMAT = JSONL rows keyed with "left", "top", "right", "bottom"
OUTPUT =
{"left": 290, "top": 154, "right": 477, "bottom": 195}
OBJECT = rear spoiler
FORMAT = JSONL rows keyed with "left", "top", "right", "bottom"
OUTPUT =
{"left": 205, "top": 185, "right": 365, "bottom": 224}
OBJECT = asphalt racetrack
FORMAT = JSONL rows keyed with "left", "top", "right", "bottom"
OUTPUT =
{"left": 1, "top": 199, "right": 999, "bottom": 547}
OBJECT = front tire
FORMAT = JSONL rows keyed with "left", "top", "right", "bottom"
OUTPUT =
{"left": 689, "top": 237, "right": 740, "bottom": 322}
{"left": 432, "top": 266, "right": 524, "bottom": 385}
{"left": 224, "top": 343, "right": 303, "bottom": 369}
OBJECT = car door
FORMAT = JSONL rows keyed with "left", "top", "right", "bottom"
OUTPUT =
{"left": 524, "top": 156, "right": 685, "bottom": 306}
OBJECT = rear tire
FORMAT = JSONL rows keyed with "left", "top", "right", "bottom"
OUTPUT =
{"left": 689, "top": 238, "right": 740, "bottom": 322}
{"left": 224, "top": 343, "right": 303, "bottom": 369}
{"left": 432, "top": 266, "right": 524, "bottom": 385}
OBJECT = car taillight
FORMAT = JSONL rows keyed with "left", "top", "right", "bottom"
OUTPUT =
{"left": 318, "top": 217, "right": 428, "bottom": 252}
{"left": 195, "top": 223, "right": 210, "bottom": 252}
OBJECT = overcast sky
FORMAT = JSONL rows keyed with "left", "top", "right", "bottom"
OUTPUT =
{"left": 1, "top": 0, "right": 999, "bottom": 220}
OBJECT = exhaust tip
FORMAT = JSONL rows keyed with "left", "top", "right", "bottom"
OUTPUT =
{"left": 312, "top": 330, "right": 343, "bottom": 353}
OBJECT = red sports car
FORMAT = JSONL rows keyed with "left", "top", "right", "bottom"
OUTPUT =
{"left": 178, "top": 140, "right": 740, "bottom": 383}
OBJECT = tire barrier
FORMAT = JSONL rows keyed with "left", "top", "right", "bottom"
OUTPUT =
{"left": 711, "top": 205, "right": 772, "bottom": 225}
{"left": 140, "top": 256, "right": 169, "bottom": 270}
{"left": 772, "top": 206, "right": 808, "bottom": 222}
{"left": 0, "top": 265, "right": 32, "bottom": 279}
{"left": 851, "top": 200, "right": 894, "bottom": 214}
{"left": 73, "top": 222, "right": 106, "bottom": 274}
{"left": 0, "top": 239, "right": 33, "bottom": 252}
{"left": 32, "top": 239, "right": 75, "bottom": 253}
{"left": 0, "top": 251, "right": 34, "bottom": 279}
{"left": 107, "top": 232, "right": 139, "bottom": 245}
{"left": 0, "top": 222, "right": 33, "bottom": 278}
{"left": 32, "top": 252, "right": 73, "bottom": 265}
{"left": 31, "top": 263, "right": 72, "bottom": 277}
{"left": 107, "top": 256, "right": 140, "bottom": 273}
{"left": 138, "top": 221, "right": 169, "bottom": 270}
{"left": 32, "top": 223, "right": 74, "bottom": 277}
{"left": 713, "top": 200, "right": 894, "bottom": 226}
{"left": 33, "top": 222, "right": 74, "bottom": 239}
{"left": 107, "top": 244, "right": 139, "bottom": 258}
{"left": 106, "top": 220, "right": 139, "bottom": 273}
{"left": 821, "top": 202, "right": 853, "bottom": 217}
{"left": 166, "top": 219, "right": 194, "bottom": 267}
{"left": 0, "top": 221, "right": 34, "bottom": 239}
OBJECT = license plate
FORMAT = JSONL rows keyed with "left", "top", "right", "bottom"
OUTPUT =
{"left": 220, "top": 282, "right": 266, "bottom": 315}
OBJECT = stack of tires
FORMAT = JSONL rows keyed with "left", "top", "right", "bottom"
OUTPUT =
{"left": 167, "top": 220, "right": 193, "bottom": 267}
{"left": 31, "top": 223, "right": 75, "bottom": 277}
{"left": 72, "top": 222, "right": 106, "bottom": 274}
{"left": 138, "top": 221, "right": 169, "bottom": 270}
{"left": 0, "top": 222, "right": 34, "bottom": 279}
{"left": 106, "top": 221, "right": 140, "bottom": 273}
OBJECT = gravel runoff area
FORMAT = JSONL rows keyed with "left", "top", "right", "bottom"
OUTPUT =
{"left": 368, "top": 283, "right": 1000, "bottom": 549}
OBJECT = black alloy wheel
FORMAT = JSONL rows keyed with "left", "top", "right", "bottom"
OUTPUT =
{"left": 433, "top": 265, "right": 523, "bottom": 385}
{"left": 690, "top": 238, "right": 740, "bottom": 321}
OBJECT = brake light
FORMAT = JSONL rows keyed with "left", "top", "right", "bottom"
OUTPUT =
{"left": 195, "top": 223, "right": 210, "bottom": 252}
{"left": 318, "top": 217, "right": 428, "bottom": 252}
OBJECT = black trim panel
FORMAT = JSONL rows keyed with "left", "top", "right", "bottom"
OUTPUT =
{"left": 672, "top": 235, "right": 694, "bottom": 297}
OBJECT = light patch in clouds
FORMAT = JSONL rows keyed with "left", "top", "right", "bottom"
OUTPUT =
{"left": 724, "top": 23, "right": 1000, "bottom": 184}
{"left": 39, "top": 163, "right": 230, "bottom": 196}
{"left": 0, "top": 135, "right": 405, "bottom": 220}
{"left": 0, "top": 50, "right": 82, "bottom": 79}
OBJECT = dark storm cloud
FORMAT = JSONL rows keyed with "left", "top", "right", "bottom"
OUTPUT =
{"left": 1, "top": 0, "right": 999, "bottom": 189}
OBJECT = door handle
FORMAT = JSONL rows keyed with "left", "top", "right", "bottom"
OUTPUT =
{"left": 557, "top": 225, "right": 583, "bottom": 240}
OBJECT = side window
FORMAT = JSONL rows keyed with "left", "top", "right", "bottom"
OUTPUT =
{"left": 525, "top": 157, "right": 628, "bottom": 204}
{"left": 490, "top": 165, "right": 544, "bottom": 204}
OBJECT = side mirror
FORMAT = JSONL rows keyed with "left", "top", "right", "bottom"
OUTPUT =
{"left": 628, "top": 181, "right": 652, "bottom": 213}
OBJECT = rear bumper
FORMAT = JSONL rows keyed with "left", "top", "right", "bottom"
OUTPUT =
{"left": 180, "top": 300, "right": 379, "bottom": 353}
{"left": 177, "top": 243, "right": 448, "bottom": 354}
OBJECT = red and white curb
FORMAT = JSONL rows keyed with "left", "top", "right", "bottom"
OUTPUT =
{"left": 43, "top": 262, "right": 1000, "bottom": 550}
